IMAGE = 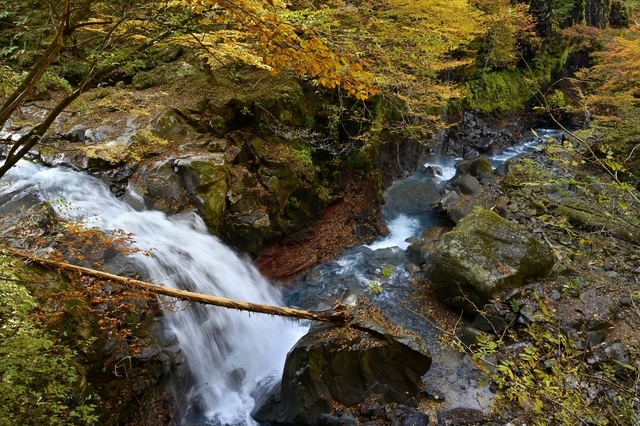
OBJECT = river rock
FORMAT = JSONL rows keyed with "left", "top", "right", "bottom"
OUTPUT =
{"left": 424, "top": 209, "right": 555, "bottom": 314}
{"left": 124, "top": 159, "right": 188, "bottom": 213}
{"left": 407, "top": 226, "right": 446, "bottom": 266}
{"left": 437, "top": 190, "right": 460, "bottom": 215}
{"left": 469, "top": 158, "right": 494, "bottom": 181}
{"left": 251, "top": 293, "right": 432, "bottom": 425}
{"left": 451, "top": 174, "right": 481, "bottom": 195}
{"left": 424, "top": 165, "right": 444, "bottom": 178}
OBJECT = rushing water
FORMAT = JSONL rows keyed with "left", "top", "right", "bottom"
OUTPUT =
{"left": 0, "top": 161, "right": 307, "bottom": 425}
{"left": 0, "top": 129, "right": 559, "bottom": 423}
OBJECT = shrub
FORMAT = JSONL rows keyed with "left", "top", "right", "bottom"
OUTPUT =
{"left": 0, "top": 254, "right": 98, "bottom": 426}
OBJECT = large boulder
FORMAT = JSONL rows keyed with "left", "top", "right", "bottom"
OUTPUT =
{"left": 451, "top": 174, "right": 481, "bottom": 195}
{"left": 424, "top": 209, "right": 554, "bottom": 313}
{"left": 251, "top": 293, "right": 432, "bottom": 425}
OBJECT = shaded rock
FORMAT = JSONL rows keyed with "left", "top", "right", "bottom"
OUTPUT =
{"left": 64, "top": 127, "right": 86, "bottom": 142}
{"left": 252, "top": 293, "right": 432, "bottom": 426}
{"left": 471, "top": 304, "right": 510, "bottom": 334}
{"left": 468, "top": 158, "right": 494, "bottom": 181}
{"left": 462, "top": 147, "right": 480, "bottom": 160}
{"left": 152, "top": 109, "right": 197, "bottom": 141}
{"left": 437, "top": 190, "right": 460, "bottom": 216}
{"left": 384, "top": 178, "right": 441, "bottom": 216}
{"left": 424, "top": 165, "right": 444, "bottom": 178}
{"left": 441, "top": 193, "right": 483, "bottom": 224}
{"left": 425, "top": 209, "right": 555, "bottom": 314}
{"left": 360, "top": 401, "right": 382, "bottom": 417}
{"left": 124, "top": 160, "right": 188, "bottom": 214}
{"left": 407, "top": 226, "right": 446, "bottom": 266}
{"left": 451, "top": 174, "right": 480, "bottom": 195}
{"left": 401, "top": 411, "right": 430, "bottom": 426}
{"left": 422, "top": 384, "right": 446, "bottom": 401}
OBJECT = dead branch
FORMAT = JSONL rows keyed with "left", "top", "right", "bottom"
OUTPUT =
{"left": 6, "top": 249, "right": 348, "bottom": 324}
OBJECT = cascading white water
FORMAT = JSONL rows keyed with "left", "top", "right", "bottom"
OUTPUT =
{"left": 0, "top": 161, "right": 307, "bottom": 425}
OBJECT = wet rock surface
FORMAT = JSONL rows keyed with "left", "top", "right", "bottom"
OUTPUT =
{"left": 3, "top": 95, "right": 385, "bottom": 263}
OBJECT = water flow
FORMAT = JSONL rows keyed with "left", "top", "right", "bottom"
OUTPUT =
{"left": 0, "top": 161, "right": 306, "bottom": 425}
{"left": 285, "top": 130, "right": 563, "bottom": 411}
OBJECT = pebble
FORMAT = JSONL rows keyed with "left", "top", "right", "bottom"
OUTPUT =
{"left": 619, "top": 296, "right": 632, "bottom": 306}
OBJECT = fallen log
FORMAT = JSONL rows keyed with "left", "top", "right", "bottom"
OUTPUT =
{"left": 6, "top": 249, "right": 348, "bottom": 324}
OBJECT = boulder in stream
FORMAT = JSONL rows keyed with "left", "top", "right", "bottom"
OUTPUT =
{"left": 425, "top": 209, "right": 554, "bottom": 314}
{"left": 251, "top": 292, "right": 432, "bottom": 425}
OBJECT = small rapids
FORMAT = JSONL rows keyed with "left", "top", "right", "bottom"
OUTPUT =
{"left": 0, "top": 161, "right": 307, "bottom": 425}
{"left": 284, "top": 129, "right": 561, "bottom": 411}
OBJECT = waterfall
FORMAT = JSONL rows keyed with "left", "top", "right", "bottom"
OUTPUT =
{"left": 0, "top": 161, "right": 307, "bottom": 425}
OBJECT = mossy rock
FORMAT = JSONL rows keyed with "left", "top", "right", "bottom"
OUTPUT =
{"left": 501, "top": 158, "right": 551, "bottom": 188}
{"left": 469, "top": 158, "right": 494, "bottom": 181}
{"left": 132, "top": 70, "right": 168, "bottom": 90}
{"left": 153, "top": 110, "right": 198, "bottom": 141}
{"left": 425, "top": 209, "right": 555, "bottom": 313}
{"left": 175, "top": 154, "right": 229, "bottom": 221}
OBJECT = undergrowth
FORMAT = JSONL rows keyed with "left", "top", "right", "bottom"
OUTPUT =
{"left": 442, "top": 292, "right": 640, "bottom": 425}
{"left": 0, "top": 253, "right": 99, "bottom": 425}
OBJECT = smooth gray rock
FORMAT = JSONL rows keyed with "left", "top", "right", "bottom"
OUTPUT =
{"left": 451, "top": 174, "right": 481, "bottom": 195}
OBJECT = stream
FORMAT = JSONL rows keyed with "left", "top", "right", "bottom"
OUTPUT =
{"left": 0, "top": 129, "right": 558, "bottom": 425}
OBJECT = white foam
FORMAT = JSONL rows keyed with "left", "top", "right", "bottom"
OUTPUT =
{"left": 1, "top": 161, "right": 308, "bottom": 425}
{"left": 366, "top": 214, "right": 421, "bottom": 250}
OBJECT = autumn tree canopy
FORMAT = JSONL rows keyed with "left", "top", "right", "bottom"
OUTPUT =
{"left": 0, "top": 0, "right": 382, "bottom": 178}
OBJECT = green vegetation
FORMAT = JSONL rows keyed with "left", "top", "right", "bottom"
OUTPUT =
{"left": 367, "top": 266, "right": 394, "bottom": 295}
{"left": 0, "top": 254, "right": 97, "bottom": 426}
{"left": 468, "top": 298, "right": 639, "bottom": 425}
{"left": 1, "top": 0, "right": 640, "bottom": 424}
{"left": 501, "top": 158, "right": 552, "bottom": 188}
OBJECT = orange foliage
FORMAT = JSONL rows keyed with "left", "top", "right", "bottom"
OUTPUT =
{"left": 184, "top": 0, "right": 380, "bottom": 100}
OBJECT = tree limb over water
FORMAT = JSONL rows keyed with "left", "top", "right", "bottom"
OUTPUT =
{"left": 7, "top": 248, "right": 348, "bottom": 324}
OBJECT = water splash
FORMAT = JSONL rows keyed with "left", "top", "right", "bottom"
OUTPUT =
{"left": 366, "top": 214, "right": 421, "bottom": 251}
{"left": 0, "top": 161, "right": 307, "bottom": 425}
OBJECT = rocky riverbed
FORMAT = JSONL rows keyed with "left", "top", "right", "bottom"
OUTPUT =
{"left": 2, "top": 79, "right": 639, "bottom": 425}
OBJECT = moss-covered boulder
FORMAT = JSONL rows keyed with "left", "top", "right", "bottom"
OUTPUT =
{"left": 211, "top": 134, "right": 331, "bottom": 253}
{"left": 469, "top": 158, "right": 494, "bottom": 181}
{"left": 175, "top": 154, "right": 229, "bottom": 221}
{"left": 252, "top": 293, "right": 431, "bottom": 426}
{"left": 153, "top": 109, "right": 199, "bottom": 141}
{"left": 425, "top": 209, "right": 555, "bottom": 313}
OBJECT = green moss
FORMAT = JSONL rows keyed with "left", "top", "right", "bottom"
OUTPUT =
{"left": 461, "top": 45, "right": 573, "bottom": 113}
{"left": 501, "top": 158, "right": 552, "bottom": 188}
{"left": 462, "top": 69, "right": 538, "bottom": 113}
{"left": 0, "top": 255, "right": 98, "bottom": 426}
